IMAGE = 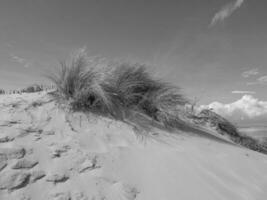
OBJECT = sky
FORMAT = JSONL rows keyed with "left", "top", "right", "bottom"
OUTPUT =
{"left": 0, "top": 0, "right": 267, "bottom": 125}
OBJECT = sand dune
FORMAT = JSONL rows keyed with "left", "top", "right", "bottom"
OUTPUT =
{"left": 0, "top": 92, "right": 267, "bottom": 200}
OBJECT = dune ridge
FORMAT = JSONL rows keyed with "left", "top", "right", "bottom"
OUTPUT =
{"left": 0, "top": 92, "right": 267, "bottom": 200}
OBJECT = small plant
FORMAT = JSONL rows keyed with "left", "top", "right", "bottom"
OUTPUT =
{"left": 0, "top": 89, "right": 5, "bottom": 95}
{"left": 22, "top": 84, "right": 43, "bottom": 93}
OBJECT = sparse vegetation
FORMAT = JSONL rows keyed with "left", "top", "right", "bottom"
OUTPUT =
{"left": 45, "top": 49, "right": 267, "bottom": 155}
{"left": 193, "top": 109, "right": 267, "bottom": 154}
{"left": 46, "top": 49, "right": 189, "bottom": 130}
{"left": 21, "top": 84, "right": 43, "bottom": 93}
{"left": 0, "top": 89, "right": 5, "bottom": 95}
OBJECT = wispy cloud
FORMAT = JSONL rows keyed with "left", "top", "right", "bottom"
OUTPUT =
{"left": 10, "top": 54, "right": 32, "bottom": 68}
{"left": 12, "top": 55, "right": 26, "bottom": 63}
{"left": 247, "top": 75, "right": 267, "bottom": 85}
{"left": 242, "top": 68, "right": 259, "bottom": 78}
{"left": 232, "top": 90, "right": 255, "bottom": 94}
{"left": 258, "top": 75, "right": 267, "bottom": 83}
{"left": 210, "top": 0, "right": 245, "bottom": 26}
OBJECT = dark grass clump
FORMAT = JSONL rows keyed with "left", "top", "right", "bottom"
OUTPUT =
{"left": 138, "top": 85, "right": 189, "bottom": 128}
{"left": 105, "top": 62, "right": 189, "bottom": 128}
{"left": 0, "top": 89, "right": 5, "bottom": 95}
{"left": 46, "top": 49, "right": 190, "bottom": 131}
{"left": 46, "top": 49, "right": 120, "bottom": 117}
{"left": 107, "top": 63, "right": 163, "bottom": 108}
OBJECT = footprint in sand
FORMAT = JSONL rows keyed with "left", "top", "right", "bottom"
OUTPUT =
{"left": 0, "top": 171, "right": 31, "bottom": 191}
{"left": 50, "top": 144, "right": 71, "bottom": 158}
{"left": 77, "top": 156, "right": 100, "bottom": 173}
{"left": 0, "top": 135, "right": 15, "bottom": 143}
{"left": 11, "top": 158, "right": 39, "bottom": 169}
{"left": 0, "top": 120, "right": 21, "bottom": 127}
{"left": 0, "top": 147, "right": 26, "bottom": 160}
{"left": 18, "top": 127, "right": 43, "bottom": 138}
{"left": 46, "top": 172, "right": 69, "bottom": 184}
{"left": 0, "top": 161, "right": 7, "bottom": 172}
{"left": 29, "top": 170, "right": 46, "bottom": 183}
{"left": 0, "top": 147, "right": 26, "bottom": 173}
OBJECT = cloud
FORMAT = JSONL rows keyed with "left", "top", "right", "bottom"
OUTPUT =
{"left": 242, "top": 68, "right": 259, "bottom": 78}
{"left": 231, "top": 90, "right": 255, "bottom": 94}
{"left": 210, "top": 0, "right": 245, "bottom": 26}
{"left": 10, "top": 54, "right": 32, "bottom": 68}
{"left": 258, "top": 75, "right": 267, "bottom": 83}
{"left": 12, "top": 55, "right": 26, "bottom": 63}
{"left": 201, "top": 95, "right": 267, "bottom": 124}
{"left": 247, "top": 75, "right": 267, "bottom": 85}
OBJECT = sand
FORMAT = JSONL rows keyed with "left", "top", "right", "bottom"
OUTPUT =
{"left": 0, "top": 92, "right": 267, "bottom": 200}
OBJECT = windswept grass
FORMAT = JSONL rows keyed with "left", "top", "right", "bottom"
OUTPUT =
{"left": 107, "top": 63, "right": 162, "bottom": 108}
{"left": 46, "top": 49, "right": 267, "bottom": 154}
{"left": 46, "top": 49, "right": 119, "bottom": 116}
{"left": 106, "top": 63, "right": 189, "bottom": 127}
{"left": 46, "top": 49, "right": 189, "bottom": 131}
{"left": 139, "top": 85, "right": 188, "bottom": 127}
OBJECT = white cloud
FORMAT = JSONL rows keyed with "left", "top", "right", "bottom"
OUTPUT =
{"left": 10, "top": 54, "right": 32, "bottom": 68}
{"left": 242, "top": 68, "right": 259, "bottom": 78}
{"left": 231, "top": 90, "right": 255, "bottom": 94}
{"left": 201, "top": 95, "right": 267, "bottom": 124}
{"left": 210, "top": 0, "right": 245, "bottom": 26}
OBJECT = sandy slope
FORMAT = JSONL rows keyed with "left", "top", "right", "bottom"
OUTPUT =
{"left": 0, "top": 92, "right": 267, "bottom": 200}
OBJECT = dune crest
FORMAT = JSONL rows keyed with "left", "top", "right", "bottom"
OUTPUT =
{"left": 0, "top": 92, "right": 267, "bottom": 200}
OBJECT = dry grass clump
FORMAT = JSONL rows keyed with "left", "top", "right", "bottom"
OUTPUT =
{"left": 47, "top": 49, "right": 189, "bottom": 130}
{"left": 194, "top": 109, "right": 267, "bottom": 154}
{"left": 108, "top": 63, "right": 189, "bottom": 128}
{"left": 107, "top": 64, "right": 162, "bottom": 108}
{"left": 139, "top": 85, "right": 189, "bottom": 128}
{"left": 46, "top": 49, "right": 117, "bottom": 116}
